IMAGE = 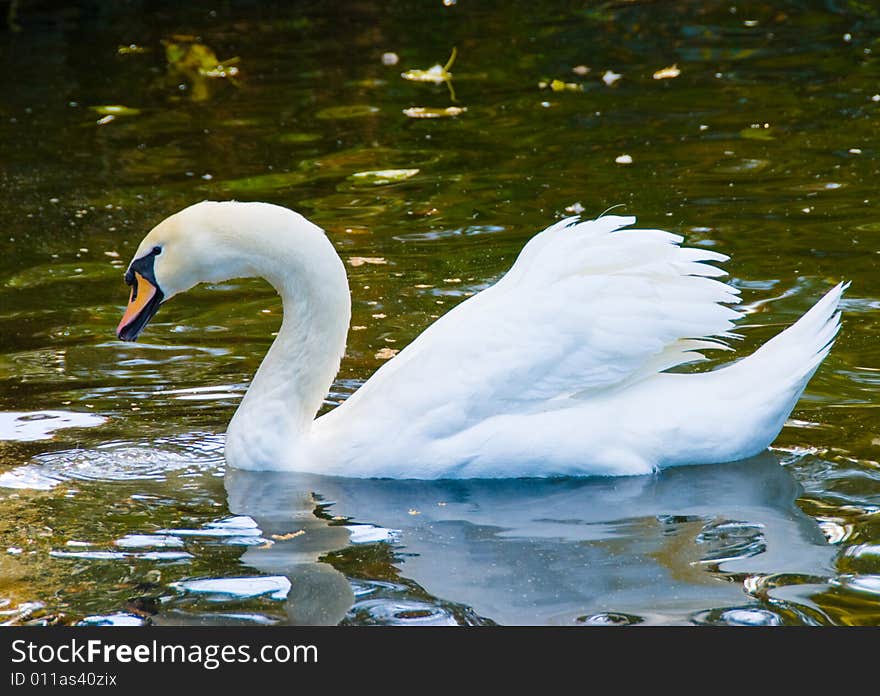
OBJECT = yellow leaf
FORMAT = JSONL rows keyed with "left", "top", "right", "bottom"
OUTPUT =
{"left": 402, "top": 106, "right": 466, "bottom": 119}
{"left": 602, "top": 70, "right": 622, "bottom": 86}
{"left": 375, "top": 348, "right": 399, "bottom": 360}
{"left": 401, "top": 47, "right": 457, "bottom": 83}
{"left": 348, "top": 257, "right": 388, "bottom": 267}
{"left": 349, "top": 169, "right": 420, "bottom": 185}
{"left": 653, "top": 64, "right": 681, "bottom": 80}
{"left": 90, "top": 105, "right": 141, "bottom": 116}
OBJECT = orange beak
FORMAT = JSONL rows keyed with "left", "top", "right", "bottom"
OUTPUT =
{"left": 116, "top": 272, "right": 160, "bottom": 340}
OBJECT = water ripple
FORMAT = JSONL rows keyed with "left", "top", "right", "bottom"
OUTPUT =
{"left": 576, "top": 612, "right": 644, "bottom": 626}
{"left": 170, "top": 576, "right": 291, "bottom": 601}
{"left": 115, "top": 534, "right": 185, "bottom": 549}
{"left": 50, "top": 549, "right": 193, "bottom": 562}
{"left": 158, "top": 515, "right": 269, "bottom": 546}
{"left": 77, "top": 613, "right": 146, "bottom": 626}
{"left": 394, "top": 224, "right": 506, "bottom": 242}
{"left": 345, "top": 524, "right": 401, "bottom": 544}
{"left": 695, "top": 519, "right": 767, "bottom": 564}
{"left": 343, "top": 580, "right": 491, "bottom": 625}
{"left": 349, "top": 580, "right": 409, "bottom": 598}
{"left": 348, "top": 599, "right": 463, "bottom": 626}
{"left": 154, "top": 611, "right": 280, "bottom": 626}
{"left": 691, "top": 607, "right": 783, "bottom": 626}
{"left": 0, "top": 433, "right": 225, "bottom": 489}
{"left": 834, "top": 574, "right": 880, "bottom": 596}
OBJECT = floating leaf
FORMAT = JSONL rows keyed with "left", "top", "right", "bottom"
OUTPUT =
{"left": 349, "top": 169, "right": 420, "bottom": 185}
{"left": 615, "top": 154, "right": 633, "bottom": 164}
{"left": 602, "top": 70, "right": 622, "bottom": 86}
{"left": 316, "top": 105, "right": 380, "bottom": 120}
{"left": 545, "top": 79, "right": 582, "bottom": 92}
{"left": 348, "top": 257, "right": 388, "bottom": 267}
{"left": 375, "top": 348, "right": 399, "bottom": 360}
{"left": 401, "top": 47, "right": 457, "bottom": 83}
{"left": 90, "top": 105, "right": 141, "bottom": 117}
{"left": 401, "top": 66, "right": 452, "bottom": 83}
{"left": 402, "top": 106, "right": 466, "bottom": 119}
{"left": 653, "top": 64, "right": 681, "bottom": 80}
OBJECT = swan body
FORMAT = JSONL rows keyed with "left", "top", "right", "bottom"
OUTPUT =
{"left": 117, "top": 201, "right": 844, "bottom": 479}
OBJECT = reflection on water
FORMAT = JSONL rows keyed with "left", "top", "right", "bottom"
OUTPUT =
{"left": 219, "top": 452, "right": 832, "bottom": 625}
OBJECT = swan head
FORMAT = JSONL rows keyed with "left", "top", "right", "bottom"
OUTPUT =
{"left": 116, "top": 201, "right": 244, "bottom": 341}
{"left": 116, "top": 200, "right": 341, "bottom": 342}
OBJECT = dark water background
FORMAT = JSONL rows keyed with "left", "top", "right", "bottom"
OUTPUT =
{"left": 0, "top": 0, "right": 879, "bottom": 625}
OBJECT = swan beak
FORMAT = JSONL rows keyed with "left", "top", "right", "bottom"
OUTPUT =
{"left": 116, "top": 272, "right": 164, "bottom": 342}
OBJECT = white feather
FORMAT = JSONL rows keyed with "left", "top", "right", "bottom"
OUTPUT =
{"left": 126, "top": 203, "right": 846, "bottom": 479}
{"left": 308, "top": 215, "right": 844, "bottom": 478}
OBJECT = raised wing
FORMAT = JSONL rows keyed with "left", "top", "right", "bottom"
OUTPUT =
{"left": 338, "top": 215, "right": 742, "bottom": 429}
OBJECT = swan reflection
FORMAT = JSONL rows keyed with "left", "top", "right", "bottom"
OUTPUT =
{"left": 223, "top": 452, "right": 833, "bottom": 625}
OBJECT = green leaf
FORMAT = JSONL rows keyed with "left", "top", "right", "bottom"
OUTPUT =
{"left": 349, "top": 169, "right": 420, "bottom": 186}
{"left": 90, "top": 105, "right": 141, "bottom": 117}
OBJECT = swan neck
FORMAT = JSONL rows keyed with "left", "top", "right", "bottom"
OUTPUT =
{"left": 224, "top": 217, "right": 350, "bottom": 470}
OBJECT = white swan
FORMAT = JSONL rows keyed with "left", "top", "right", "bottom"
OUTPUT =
{"left": 116, "top": 201, "right": 845, "bottom": 479}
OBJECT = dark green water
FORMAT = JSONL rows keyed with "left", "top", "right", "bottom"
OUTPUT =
{"left": 1, "top": 0, "right": 879, "bottom": 625}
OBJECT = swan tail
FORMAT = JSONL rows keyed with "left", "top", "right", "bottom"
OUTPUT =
{"left": 724, "top": 282, "right": 846, "bottom": 406}
{"left": 680, "top": 282, "right": 847, "bottom": 464}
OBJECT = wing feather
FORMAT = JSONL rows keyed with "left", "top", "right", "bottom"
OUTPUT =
{"left": 338, "top": 215, "right": 743, "bottom": 432}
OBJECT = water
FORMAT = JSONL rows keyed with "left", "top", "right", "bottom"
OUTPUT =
{"left": 1, "top": 0, "right": 879, "bottom": 625}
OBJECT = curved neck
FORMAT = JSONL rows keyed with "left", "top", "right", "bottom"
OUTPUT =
{"left": 219, "top": 207, "right": 351, "bottom": 470}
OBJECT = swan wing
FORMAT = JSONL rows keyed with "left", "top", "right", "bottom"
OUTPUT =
{"left": 340, "top": 215, "right": 742, "bottom": 422}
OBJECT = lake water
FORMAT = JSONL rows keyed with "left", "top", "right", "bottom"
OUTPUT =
{"left": 1, "top": 0, "right": 879, "bottom": 626}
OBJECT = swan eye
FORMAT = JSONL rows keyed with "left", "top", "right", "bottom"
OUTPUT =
{"left": 152, "top": 245, "right": 162, "bottom": 255}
